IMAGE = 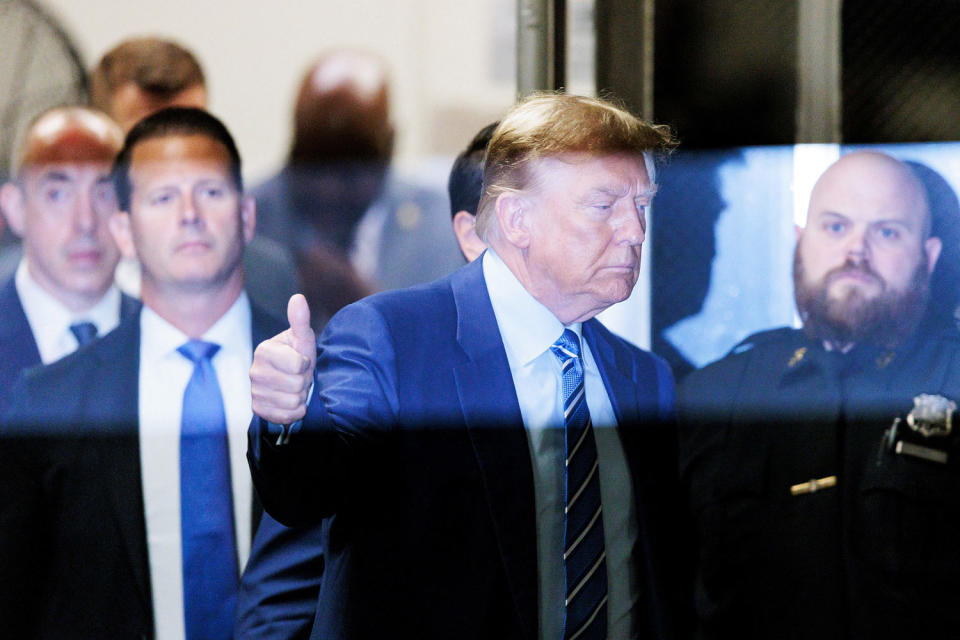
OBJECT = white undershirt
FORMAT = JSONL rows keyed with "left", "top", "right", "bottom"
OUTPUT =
{"left": 14, "top": 259, "right": 122, "bottom": 363}
{"left": 138, "top": 292, "right": 254, "bottom": 640}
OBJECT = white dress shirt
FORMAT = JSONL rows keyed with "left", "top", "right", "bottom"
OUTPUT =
{"left": 483, "top": 249, "right": 642, "bottom": 640}
{"left": 15, "top": 260, "right": 122, "bottom": 363}
{"left": 138, "top": 293, "right": 254, "bottom": 640}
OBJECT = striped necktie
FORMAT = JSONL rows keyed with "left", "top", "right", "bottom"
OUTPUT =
{"left": 550, "top": 329, "right": 608, "bottom": 640}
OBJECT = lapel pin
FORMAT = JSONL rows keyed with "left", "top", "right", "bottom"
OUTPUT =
{"left": 787, "top": 347, "right": 807, "bottom": 368}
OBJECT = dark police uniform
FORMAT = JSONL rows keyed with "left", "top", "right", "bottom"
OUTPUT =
{"left": 678, "top": 326, "right": 960, "bottom": 640}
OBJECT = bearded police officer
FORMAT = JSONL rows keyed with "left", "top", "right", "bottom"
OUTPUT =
{"left": 679, "top": 150, "right": 960, "bottom": 639}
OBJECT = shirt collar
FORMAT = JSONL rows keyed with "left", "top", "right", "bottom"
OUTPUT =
{"left": 15, "top": 259, "right": 123, "bottom": 356}
{"left": 482, "top": 249, "right": 582, "bottom": 366}
{"left": 140, "top": 291, "right": 251, "bottom": 367}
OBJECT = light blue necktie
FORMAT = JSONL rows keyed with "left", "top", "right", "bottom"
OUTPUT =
{"left": 69, "top": 321, "right": 98, "bottom": 346}
{"left": 551, "top": 329, "right": 608, "bottom": 640}
{"left": 178, "top": 340, "right": 238, "bottom": 640}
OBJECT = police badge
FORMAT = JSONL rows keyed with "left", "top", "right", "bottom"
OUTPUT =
{"left": 905, "top": 394, "right": 955, "bottom": 438}
{"left": 883, "top": 394, "right": 956, "bottom": 464}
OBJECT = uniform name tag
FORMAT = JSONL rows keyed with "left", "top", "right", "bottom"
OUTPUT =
{"left": 894, "top": 440, "right": 948, "bottom": 464}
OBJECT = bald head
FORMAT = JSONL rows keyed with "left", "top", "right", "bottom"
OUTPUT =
{"left": 807, "top": 150, "right": 931, "bottom": 238}
{"left": 290, "top": 49, "right": 394, "bottom": 164}
{"left": 17, "top": 107, "right": 124, "bottom": 178}
{"left": 1, "top": 107, "right": 123, "bottom": 311}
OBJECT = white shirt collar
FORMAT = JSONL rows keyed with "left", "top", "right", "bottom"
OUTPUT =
{"left": 482, "top": 249, "right": 582, "bottom": 365}
{"left": 15, "top": 259, "right": 123, "bottom": 363}
{"left": 140, "top": 291, "right": 252, "bottom": 368}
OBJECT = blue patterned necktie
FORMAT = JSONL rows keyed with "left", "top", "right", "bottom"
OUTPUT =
{"left": 178, "top": 340, "right": 238, "bottom": 640}
{"left": 69, "top": 321, "right": 98, "bottom": 346}
{"left": 551, "top": 329, "right": 608, "bottom": 640}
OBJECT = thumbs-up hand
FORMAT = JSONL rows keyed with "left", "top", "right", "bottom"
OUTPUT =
{"left": 251, "top": 294, "right": 317, "bottom": 424}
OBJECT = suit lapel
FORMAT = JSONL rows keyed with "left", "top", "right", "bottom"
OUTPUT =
{"left": 90, "top": 313, "right": 153, "bottom": 618}
{"left": 584, "top": 320, "right": 646, "bottom": 425}
{"left": 0, "top": 280, "right": 41, "bottom": 389}
{"left": 451, "top": 259, "right": 538, "bottom": 638}
{"left": 583, "top": 319, "right": 664, "bottom": 473}
{"left": 119, "top": 292, "right": 142, "bottom": 321}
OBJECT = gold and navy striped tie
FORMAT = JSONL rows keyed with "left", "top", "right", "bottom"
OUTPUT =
{"left": 551, "top": 329, "right": 607, "bottom": 640}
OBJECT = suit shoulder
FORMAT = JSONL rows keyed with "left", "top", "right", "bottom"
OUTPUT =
{"left": 723, "top": 326, "right": 800, "bottom": 357}
{"left": 385, "top": 175, "right": 446, "bottom": 207}
{"left": 3, "top": 320, "right": 137, "bottom": 430}
{"left": 586, "top": 319, "right": 672, "bottom": 380}
{"left": 250, "top": 303, "right": 288, "bottom": 338}
{"left": 20, "top": 321, "right": 128, "bottom": 390}
{"left": 342, "top": 271, "right": 457, "bottom": 323}
{"left": 586, "top": 318, "right": 651, "bottom": 357}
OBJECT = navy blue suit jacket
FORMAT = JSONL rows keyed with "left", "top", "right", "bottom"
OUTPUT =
{"left": 236, "top": 509, "right": 325, "bottom": 640}
{"left": 248, "top": 257, "right": 684, "bottom": 639}
{"left": 0, "top": 301, "right": 284, "bottom": 639}
{"left": 0, "top": 278, "right": 139, "bottom": 410}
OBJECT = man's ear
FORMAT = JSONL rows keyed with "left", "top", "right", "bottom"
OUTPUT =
{"left": 452, "top": 211, "right": 487, "bottom": 262}
{"left": 795, "top": 223, "right": 804, "bottom": 244}
{"left": 925, "top": 236, "right": 942, "bottom": 275}
{"left": 0, "top": 183, "right": 26, "bottom": 238}
{"left": 494, "top": 192, "right": 531, "bottom": 249}
{"left": 108, "top": 211, "right": 137, "bottom": 260}
{"left": 240, "top": 195, "right": 256, "bottom": 245}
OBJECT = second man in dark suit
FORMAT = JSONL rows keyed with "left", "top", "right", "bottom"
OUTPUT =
{"left": 0, "top": 106, "right": 137, "bottom": 405}
{"left": 1, "top": 107, "right": 284, "bottom": 639}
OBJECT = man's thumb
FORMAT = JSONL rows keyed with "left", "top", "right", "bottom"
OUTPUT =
{"left": 287, "top": 293, "right": 315, "bottom": 360}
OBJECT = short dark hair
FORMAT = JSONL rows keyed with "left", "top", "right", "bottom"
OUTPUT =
{"left": 90, "top": 37, "right": 205, "bottom": 112}
{"left": 447, "top": 122, "right": 498, "bottom": 219}
{"left": 112, "top": 107, "right": 242, "bottom": 212}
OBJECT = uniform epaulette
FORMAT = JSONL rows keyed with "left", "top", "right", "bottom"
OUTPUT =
{"left": 725, "top": 326, "right": 798, "bottom": 357}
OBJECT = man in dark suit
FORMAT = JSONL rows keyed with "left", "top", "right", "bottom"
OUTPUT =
{"left": 1, "top": 107, "right": 284, "bottom": 639}
{"left": 0, "top": 106, "right": 137, "bottom": 406}
{"left": 248, "top": 93, "right": 685, "bottom": 639}
{"left": 447, "top": 121, "right": 496, "bottom": 262}
{"left": 253, "top": 48, "right": 462, "bottom": 329}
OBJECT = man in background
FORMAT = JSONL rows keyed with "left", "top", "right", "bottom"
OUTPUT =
{"left": 89, "top": 36, "right": 298, "bottom": 318}
{"left": 679, "top": 150, "right": 960, "bottom": 638}
{"left": 446, "top": 121, "right": 495, "bottom": 262}
{"left": 0, "top": 106, "right": 136, "bottom": 404}
{"left": 89, "top": 36, "right": 207, "bottom": 133}
{"left": 0, "top": 108, "right": 284, "bottom": 639}
{"left": 254, "top": 48, "right": 462, "bottom": 329}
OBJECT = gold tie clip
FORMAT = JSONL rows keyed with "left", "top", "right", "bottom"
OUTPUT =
{"left": 789, "top": 475, "right": 837, "bottom": 496}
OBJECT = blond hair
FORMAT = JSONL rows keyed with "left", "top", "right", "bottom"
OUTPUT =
{"left": 475, "top": 92, "right": 676, "bottom": 241}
